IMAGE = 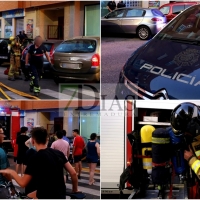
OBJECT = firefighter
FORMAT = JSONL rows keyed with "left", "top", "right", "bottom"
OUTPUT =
{"left": 170, "top": 102, "right": 200, "bottom": 198}
{"left": 8, "top": 36, "right": 22, "bottom": 81}
{"left": 25, "top": 36, "right": 51, "bottom": 96}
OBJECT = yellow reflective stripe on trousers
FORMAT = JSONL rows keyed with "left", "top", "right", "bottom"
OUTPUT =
{"left": 191, "top": 160, "right": 200, "bottom": 174}
{"left": 152, "top": 137, "right": 170, "bottom": 144}
{"left": 195, "top": 150, "right": 200, "bottom": 157}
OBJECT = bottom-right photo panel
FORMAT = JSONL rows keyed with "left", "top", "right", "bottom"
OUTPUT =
{"left": 101, "top": 100, "right": 200, "bottom": 199}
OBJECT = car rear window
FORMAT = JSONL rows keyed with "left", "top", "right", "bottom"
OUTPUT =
{"left": 43, "top": 43, "right": 53, "bottom": 52}
{"left": 151, "top": 9, "right": 165, "bottom": 17}
{"left": 55, "top": 39, "right": 96, "bottom": 53}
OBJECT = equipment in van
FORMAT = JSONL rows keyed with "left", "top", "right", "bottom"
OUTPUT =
{"left": 119, "top": 125, "right": 155, "bottom": 198}
{"left": 119, "top": 130, "right": 150, "bottom": 198}
{"left": 152, "top": 128, "right": 171, "bottom": 199}
{"left": 167, "top": 127, "right": 186, "bottom": 182}
{"left": 141, "top": 125, "right": 155, "bottom": 174}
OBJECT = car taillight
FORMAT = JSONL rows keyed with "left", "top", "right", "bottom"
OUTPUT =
{"left": 91, "top": 54, "right": 100, "bottom": 68}
{"left": 151, "top": 17, "right": 162, "bottom": 22}
{"left": 50, "top": 45, "right": 54, "bottom": 64}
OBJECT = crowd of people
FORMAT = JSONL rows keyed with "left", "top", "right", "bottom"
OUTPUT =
{"left": 0, "top": 125, "right": 100, "bottom": 199}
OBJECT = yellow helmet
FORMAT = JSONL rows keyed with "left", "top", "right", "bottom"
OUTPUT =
{"left": 9, "top": 36, "right": 15, "bottom": 41}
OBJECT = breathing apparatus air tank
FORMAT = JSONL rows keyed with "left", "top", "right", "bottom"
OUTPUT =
{"left": 167, "top": 127, "right": 186, "bottom": 181}
{"left": 152, "top": 128, "right": 171, "bottom": 185}
{"left": 140, "top": 125, "right": 155, "bottom": 174}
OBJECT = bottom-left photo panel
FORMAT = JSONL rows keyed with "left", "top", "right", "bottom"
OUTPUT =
{"left": 0, "top": 100, "right": 100, "bottom": 199}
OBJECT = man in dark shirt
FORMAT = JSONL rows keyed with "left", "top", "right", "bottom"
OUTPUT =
{"left": 25, "top": 36, "right": 51, "bottom": 96}
{"left": 0, "top": 127, "right": 78, "bottom": 199}
{"left": 107, "top": 1, "right": 116, "bottom": 12}
{"left": 16, "top": 127, "right": 29, "bottom": 176}
{"left": 117, "top": 1, "right": 126, "bottom": 8}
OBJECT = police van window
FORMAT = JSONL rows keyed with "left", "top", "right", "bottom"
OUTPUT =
{"left": 159, "top": 6, "right": 170, "bottom": 15}
{"left": 125, "top": 9, "right": 144, "bottom": 17}
{"left": 155, "top": 5, "right": 200, "bottom": 40}
{"left": 106, "top": 9, "right": 125, "bottom": 18}
{"left": 172, "top": 5, "right": 184, "bottom": 14}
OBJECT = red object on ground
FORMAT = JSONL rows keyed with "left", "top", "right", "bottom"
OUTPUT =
{"left": 4, "top": 67, "right": 9, "bottom": 75}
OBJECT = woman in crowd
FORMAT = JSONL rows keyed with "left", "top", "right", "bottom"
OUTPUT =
{"left": 86, "top": 133, "right": 100, "bottom": 185}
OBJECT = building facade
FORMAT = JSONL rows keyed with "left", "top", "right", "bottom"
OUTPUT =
{"left": 0, "top": 1, "right": 100, "bottom": 40}
{"left": 0, "top": 100, "right": 100, "bottom": 140}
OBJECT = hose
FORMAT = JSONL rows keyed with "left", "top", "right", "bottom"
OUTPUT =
{"left": 0, "top": 88, "right": 11, "bottom": 100}
{"left": 0, "top": 82, "right": 40, "bottom": 100}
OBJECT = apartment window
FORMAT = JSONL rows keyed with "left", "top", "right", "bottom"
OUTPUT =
{"left": 85, "top": 4, "right": 100, "bottom": 36}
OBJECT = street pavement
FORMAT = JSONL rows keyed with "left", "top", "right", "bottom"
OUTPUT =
{"left": 0, "top": 63, "right": 100, "bottom": 100}
{"left": 101, "top": 36, "right": 146, "bottom": 99}
{"left": 8, "top": 156, "right": 100, "bottom": 199}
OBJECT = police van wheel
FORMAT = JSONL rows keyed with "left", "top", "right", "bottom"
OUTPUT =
{"left": 137, "top": 26, "right": 151, "bottom": 40}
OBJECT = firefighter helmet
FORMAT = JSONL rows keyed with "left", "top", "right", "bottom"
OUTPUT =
{"left": 9, "top": 36, "right": 15, "bottom": 41}
{"left": 170, "top": 102, "right": 200, "bottom": 136}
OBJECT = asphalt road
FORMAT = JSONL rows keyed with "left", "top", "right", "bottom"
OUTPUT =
{"left": 0, "top": 63, "right": 100, "bottom": 100}
{"left": 101, "top": 36, "right": 146, "bottom": 99}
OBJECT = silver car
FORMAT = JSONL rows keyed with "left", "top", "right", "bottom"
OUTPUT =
{"left": 101, "top": 7, "right": 167, "bottom": 40}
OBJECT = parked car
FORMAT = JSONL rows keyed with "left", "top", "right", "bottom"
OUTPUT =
{"left": 101, "top": 7, "right": 167, "bottom": 40}
{"left": 115, "top": 4, "right": 200, "bottom": 100}
{"left": 0, "top": 38, "right": 9, "bottom": 65}
{"left": 21, "top": 40, "right": 62, "bottom": 73}
{"left": 0, "top": 38, "right": 33, "bottom": 66}
{"left": 51, "top": 36, "right": 100, "bottom": 83}
{"left": 159, "top": 1, "right": 198, "bottom": 22}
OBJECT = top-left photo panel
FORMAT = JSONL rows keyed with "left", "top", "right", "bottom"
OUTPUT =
{"left": 0, "top": 1, "right": 100, "bottom": 100}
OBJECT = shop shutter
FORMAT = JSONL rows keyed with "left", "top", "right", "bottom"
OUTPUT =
{"left": 15, "top": 18, "right": 24, "bottom": 36}
{"left": 101, "top": 100, "right": 125, "bottom": 189}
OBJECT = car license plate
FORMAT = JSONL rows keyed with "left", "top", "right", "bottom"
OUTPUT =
{"left": 61, "top": 63, "right": 80, "bottom": 69}
{"left": 0, "top": 56, "right": 8, "bottom": 59}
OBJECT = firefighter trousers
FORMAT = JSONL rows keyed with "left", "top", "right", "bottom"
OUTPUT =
{"left": 29, "top": 64, "right": 43, "bottom": 93}
{"left": 8, "top": 55, "right": 21, "bottom": 79}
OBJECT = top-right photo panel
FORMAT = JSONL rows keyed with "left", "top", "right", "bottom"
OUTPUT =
{"left": 101, "top": 0, "right": 199, "bottom": 100}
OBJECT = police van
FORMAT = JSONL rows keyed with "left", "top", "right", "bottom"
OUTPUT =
{"left": 101, "top": 100, "right": 200, "bottom": 199}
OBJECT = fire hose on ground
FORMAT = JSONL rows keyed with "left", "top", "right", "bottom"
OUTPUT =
{"left": 0, "top": 82, "right": 40, "bottom": 100}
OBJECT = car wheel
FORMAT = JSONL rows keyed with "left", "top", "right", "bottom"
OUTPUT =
{"left": 137, "top": 26, "right": 151, "bottom": 40}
